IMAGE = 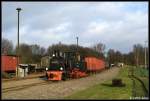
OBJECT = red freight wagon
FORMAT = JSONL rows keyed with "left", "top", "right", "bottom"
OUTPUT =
{"left": 1, "top": 55, "right": 19, "bottom": 72}
{"left": 85, "top": 57, "right": 105, "bottom": 72}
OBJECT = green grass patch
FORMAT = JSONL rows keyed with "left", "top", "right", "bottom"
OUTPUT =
{"left": 134, "top": 67, "right": 149, "bottom": 77}
{"left": 141, "top": 77, "right": 149, "bottom": 91}
{"left": 65, "top": 67, "right": 133, "bottom": 99}
{"left": 132, "top": 67, "right": 149, "bottom": 96}
{"left": 134, "top": 78, "right": 147, "bottom": 97}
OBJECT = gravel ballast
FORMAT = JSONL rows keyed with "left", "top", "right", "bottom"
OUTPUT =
{"left": 2, "top": 67, "right": 120, "bottom": 99}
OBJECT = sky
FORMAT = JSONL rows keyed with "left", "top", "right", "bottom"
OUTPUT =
{"left": 2, "top": 2, "right": 148, "bottom": 53}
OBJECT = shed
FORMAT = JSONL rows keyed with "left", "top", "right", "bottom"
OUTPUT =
{"left": 117, "top": 63, "right": 124, "bottom": 67}
{"left": 17, "top": 64, "right": 28, "bottom": 78}
{"left": 41, "top": 56, "right": 51, "bottom": 68}
{"left": 28, "top": 64, "right": 37, "bottom": 73}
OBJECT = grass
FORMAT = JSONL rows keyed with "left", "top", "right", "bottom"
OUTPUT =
{"left": 134, "top": 78, "right": 147, "bottom": 97}
{"left": 126, "top": 65, "right": 149, "bottom": 90}
{"left": 134, "top": 67, "right": 149, "bottom": 77}
{"left": 133, "top": 67, "right": 149, "bottom": 97}
{"left": 65, "top": 66, "right": 133, "bottom": 99}
{"left": 141, "top": 78, "right": 149, "bottom": 91}
{"left": 65, "top": 66, "right": 149, "bottom": 99}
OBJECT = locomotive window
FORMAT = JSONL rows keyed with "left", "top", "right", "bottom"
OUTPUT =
{"left": 51, "top": 60, "right": 59, "bottom": 64}
{"left": 47, "top": 56, "right": 66, "bottom": 71}
{"left": 49, "top": 60, "right": 65, "bottom": 70}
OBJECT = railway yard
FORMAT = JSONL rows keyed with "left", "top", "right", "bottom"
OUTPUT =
{"left": 2, "top": 2, "right": 148, "bottom": 100}
{"left": 2, "top": 67, "right": 120, "bottom": 99}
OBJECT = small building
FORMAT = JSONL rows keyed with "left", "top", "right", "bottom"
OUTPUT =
{"left": 117, "top": 63, "right": 124, "bottom": 67}
{"left": 28, "top": 63, "right": 45, "bottom": 73}
{"left": 41, "top": 56, "right": 51, "bottom": 69}
{"left": 17, "top": 64, "right": 28, "bottom": 78}
{"left": 110, "top": 64, "right": 115, "bottom": 67}
{"left": 28, "top": 64, "right": 37, "bottom": 73}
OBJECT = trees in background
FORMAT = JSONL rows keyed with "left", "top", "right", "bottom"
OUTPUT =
{"left": 47, "top": 43, "right": 69, "bottom": 56}
{"left": 92, "top": 43, "right": 105, "bottom": 59}
{"left": 1, "top": 38, "right": 14, "bottom": 55}
{"left": 13, "top": 43, "right": 46, "bottom": 64}
{"left": 47, "top": 43, "right": 104, "bottom": 59}
{"left": 17, "top": 43, "right": 32, "bottom": 64}
{"left": 107, "top": 49, "right": 116, "bottom": 64}
{"left": 107, "top": 49, "right": 124, "bottom": 64}
{"left": 122, "top": 52, "right": 135, "bottom": 65}
{"left": 29, "top": 44, "right": 46, "bottom": 63}
{"left": 132, "top": 44, "right": 149, "bottom": 67}
{"left": 106, "top": 44, "right": 149, "bottom": 66}
{"left": 2, "top": 38, "right": 148, "bottom": 66}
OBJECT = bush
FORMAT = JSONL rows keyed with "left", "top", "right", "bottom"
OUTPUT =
{"left": 134, "top": 68, "right": 149, "bottom": 77}
{"left": 2, "top": 72, "right": 11, "bottom": 79}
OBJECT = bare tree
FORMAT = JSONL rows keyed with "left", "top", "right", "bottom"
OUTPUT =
{"left": 30, "top": 44, "right": 41, "bottom": 55}
{"left": 91, "top": 42, "right": 106, "bottom": 59}
{"left": 1, "top": 38, "right": 14, "bottom": 55}
{"left": 115, "top": 51, "right": 123, "bottom": 62}
{"left": 107, "top": 49, "right": 116, "bottom": 64}
{"left": 15, "top": 43, "right": 32, "bottom": 64}
{"left": 40, "top": 47, "right": 46, "bottom": 56}
{"left": 93, "top": 42, "right": 105, "bottom": 54}
{"left": 133, "top": 44, "right": 147, "bottom": 67}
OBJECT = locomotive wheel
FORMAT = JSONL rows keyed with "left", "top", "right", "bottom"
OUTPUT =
{"left": 46, "top": 73, "right": 48, "bottom": 80}
{"left": 62, "top": 73, "right": 67, "bottom": 81}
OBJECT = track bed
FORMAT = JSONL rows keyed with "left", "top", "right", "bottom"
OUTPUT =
{"left": 2, "top": 67, "right": 120, "bottom": 99}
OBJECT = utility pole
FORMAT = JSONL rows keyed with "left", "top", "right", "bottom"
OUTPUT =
{"left": 136, "top": 46, "right": 139, "bottom": 68}
{"left": 76, "top": 37, "right": 78, "bottom": 52}
{"left": 76, "top": 37, "right": 80, "bottom": 61}
{"left": 16, "top": 8, "right": 22, "bottom": 77}
{"left": 145, "top": 41, "right": 147, "bottom": 69}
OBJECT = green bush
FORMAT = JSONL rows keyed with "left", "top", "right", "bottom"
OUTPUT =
{"left": 2, "top": 72, "right": 11, "bottom": 79}
{"left": 134, "top": 68, "right": 149, "bottom": 77}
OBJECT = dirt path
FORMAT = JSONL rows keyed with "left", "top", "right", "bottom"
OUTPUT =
{"left": 2, "top": 67, "right": 120, "bottom": 99}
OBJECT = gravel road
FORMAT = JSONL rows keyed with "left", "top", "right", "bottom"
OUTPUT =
{"left": 2, "top": 67, "right": 120, "bottom": 99}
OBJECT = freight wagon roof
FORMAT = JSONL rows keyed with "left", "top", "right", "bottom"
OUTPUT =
{"left": 85, "top": 56, "right": 104, "bottom": 60}
{"left": 1, "top": 54, "right": 18, "bottom": 57}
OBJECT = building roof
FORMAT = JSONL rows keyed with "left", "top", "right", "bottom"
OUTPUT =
{"left": 19, "top": 64, "right": 28, "bottom": 66}
{"left": 18, "top": 64, "right": 28, "bottom": 69}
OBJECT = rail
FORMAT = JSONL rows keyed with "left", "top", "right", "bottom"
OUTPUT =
{"left": 2, "top": 74, "right": 45, "bottom": 82}
{"left": 128, "top": 67, "right": 149, "bottom": 97}
{"left": 2, "top": 80, "right": 54, "bottom": 93}
{"left": 132, "top": 75, "right": 149, "bottom": 97}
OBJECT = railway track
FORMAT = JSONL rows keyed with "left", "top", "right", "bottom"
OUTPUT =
{"left": 2, "top": 80, "right": 53, "bottom": 93}
{"left": 2, "top": 67, "right": 120, "bottom": 99}
{"left": 128, "top": 67, "right": 149, "bottom": 97}
{"left": 2, "top": 69, "right": 114, "bottom": 94}
{"left": 2, "top": 77, "right": 88, "bottom": 93}
{"left": 129, "top": 75, "right": 149, "bottom": 97}
{"left": 2, "top": 75, "right": 45, "bottom": 82}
